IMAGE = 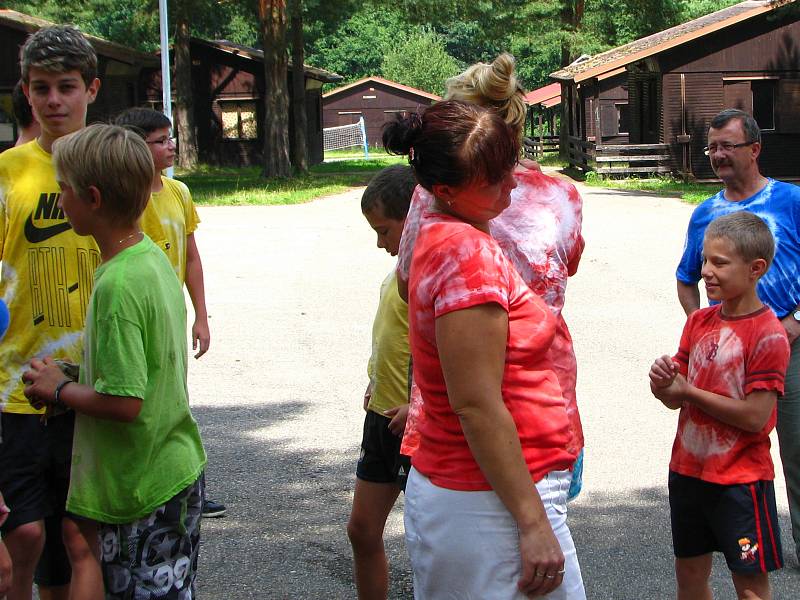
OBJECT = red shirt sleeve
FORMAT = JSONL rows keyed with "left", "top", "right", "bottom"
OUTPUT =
{"left": 744, "top": 326, "right": 789, "bottom": 395}
{"left": 426, "top": 228, "right": 511, "bottom": 319}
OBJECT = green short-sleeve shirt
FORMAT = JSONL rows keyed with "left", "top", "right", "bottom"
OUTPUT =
{"left": 67, "top": 236, "right": 206, "bottom": 524}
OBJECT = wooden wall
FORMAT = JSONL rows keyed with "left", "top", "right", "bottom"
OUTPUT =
{"left": 659, "top": 10, "right": 800, "bottom": 179}
{"left": 146, "top": 43, "right": 327, "bottom": 167}
{"left": 323, "top": 81, "right": 436, "bottom": 148}
{"left": 581, "top": 74, "right": 629, "bottom": 145}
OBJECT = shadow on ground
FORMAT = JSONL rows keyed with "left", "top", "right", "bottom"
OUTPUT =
{"left": 192, "top": 404, "right": 800, "bottom": 599}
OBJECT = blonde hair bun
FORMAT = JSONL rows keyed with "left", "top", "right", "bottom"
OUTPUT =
{"left": 445, "top": 53, "right": 526, "bottom": 137}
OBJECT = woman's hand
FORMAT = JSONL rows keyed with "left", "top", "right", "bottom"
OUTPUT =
{"left": 517, "top": 521, "right": 565, "bottom": 596}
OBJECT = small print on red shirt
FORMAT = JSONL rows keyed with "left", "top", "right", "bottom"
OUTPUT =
{"left": 670, "top": 305, "right": 789, "bottom": 485}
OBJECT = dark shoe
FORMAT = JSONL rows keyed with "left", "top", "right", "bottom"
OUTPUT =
{"left": 202, "top": 499, "right": 227, "bottom": 518}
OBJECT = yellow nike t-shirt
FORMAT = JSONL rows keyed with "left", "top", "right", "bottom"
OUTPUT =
{"left": 140, "top": 177, "right": 199, "bottom": 284}
{"left": 0, "top": 140, "right": 100, "bottom": 414}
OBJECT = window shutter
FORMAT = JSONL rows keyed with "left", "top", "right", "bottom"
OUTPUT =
{"left": 723, "top": 81, "right": 752, "bottom": 113}
{"left": 777, "top": 79, "right": 800, "bottom": 133}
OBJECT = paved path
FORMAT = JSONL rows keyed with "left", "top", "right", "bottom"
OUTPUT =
{"left": 188, "top": 181, "right": 800, "bottom": 598}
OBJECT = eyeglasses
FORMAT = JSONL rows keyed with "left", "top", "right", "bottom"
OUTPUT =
{"left": 703, "top": 141, "right": 755, "bottom": 156}
{"left": 146, "top": 136, "right": 176, "bottom": 146}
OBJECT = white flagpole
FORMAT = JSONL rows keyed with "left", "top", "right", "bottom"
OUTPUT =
{"left": 159, "top": 0, "right": 174, "bottom": 178}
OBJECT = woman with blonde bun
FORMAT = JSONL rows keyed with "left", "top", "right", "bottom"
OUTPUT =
{"left": 397, "top": 54, "right": 587, "bottom": 508}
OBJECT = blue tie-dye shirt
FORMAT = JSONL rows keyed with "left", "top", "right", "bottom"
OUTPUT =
{"left": 677, "top": 179, "right": 800, "bottom": 318}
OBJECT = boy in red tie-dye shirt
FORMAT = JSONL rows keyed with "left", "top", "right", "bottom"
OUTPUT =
{"left": 650, "top": 211, "right": 789, "bottom": 600}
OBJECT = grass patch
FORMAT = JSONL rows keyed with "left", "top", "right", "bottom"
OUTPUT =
{"left": 582, "top": 172, "right": 719, "bottom": 204}
{"left": 324, "top": 147, "right": 393, "bottom": 160}
{"left": 174, "top": 164, "right": 379, "bottom": 206}
{"left": 312, "top": 155, "right": 405, "bottom": 173}
{"left": 535, "top": 154, "right": 568, "bottom": 168}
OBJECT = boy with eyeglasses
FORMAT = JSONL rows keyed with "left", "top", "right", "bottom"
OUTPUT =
{"left": 676, "top": 108, "right": 800, "bottom": 566}
{"left": 115, "top": 108, "right": 225, "bottom": 519}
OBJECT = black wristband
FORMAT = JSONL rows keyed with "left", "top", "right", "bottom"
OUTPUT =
{"left": 53, "top": 379, "right": 73, "bottom": 409}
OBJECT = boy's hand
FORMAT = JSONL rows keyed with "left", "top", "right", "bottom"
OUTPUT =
{"left": 362, "top": 382, "right": 373, "bottom": 411}
{"left": 192, "top": 317, "right": 210, "bottom": 359}
{"left": 22, "top": 357, "right": 68, "bottom": 409}
{"left": 0, "top": 536, "right": 11, "bottom": 597}
{"left": 0, "top": 491, "right": 9, "bottom": 529}
{"left": 651, "top": 373, "right": 690, "bottom": 406}
{"left": 384, "top": 404, "right": 409, "bottom": 437}
{"left": 649, "top": 355, "right": 678, "bottom": 388}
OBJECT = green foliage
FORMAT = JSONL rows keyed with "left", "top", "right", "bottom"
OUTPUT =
{"left": 381, "top": 29, "right": 464, "bottom": 95}
{"left": 305, "top": 9, "right": 414, "bottom": 84}
{"left": 7, "top": 0, "right": 755, "bottom": 99}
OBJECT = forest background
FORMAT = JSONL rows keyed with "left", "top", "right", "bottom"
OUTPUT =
{"left": 5, "top": 0, "right": 743, "bottom": 95}
{"left": 4, "top": 0, "right": 761, "bottom": 177}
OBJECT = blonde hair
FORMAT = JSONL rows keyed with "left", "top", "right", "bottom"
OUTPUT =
{"left": 445, "top": 53, "right": 526, "bottom": 138}
{"left": 53, "top": 124, "right": 153, "bottom": 225}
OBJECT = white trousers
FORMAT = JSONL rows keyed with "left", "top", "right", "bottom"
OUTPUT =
{"left": 404, "top": 468, "right": 586, "bottom": 600}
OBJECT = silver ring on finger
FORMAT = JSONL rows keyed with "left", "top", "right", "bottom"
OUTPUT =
{"left": 557, "top": 568, "right": 566, "bottom": 574}
{"left": 544, "top": 574, "right": 556, "bottom": 579}
{"left": 535, "top": 571, "right": 546, "bottom": 577}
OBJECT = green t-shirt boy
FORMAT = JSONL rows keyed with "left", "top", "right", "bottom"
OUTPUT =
{"left": 67, "top": 237, "right": 206, "bottom": 522}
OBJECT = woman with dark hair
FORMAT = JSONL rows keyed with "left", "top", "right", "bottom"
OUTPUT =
{"left": 397, "top": 54, "right": 586, "bottom": 503}
{"left": 384, "top": 100, "right": 585, "bottom": 599}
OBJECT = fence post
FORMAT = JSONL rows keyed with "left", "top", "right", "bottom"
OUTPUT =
{"left": 359, "top": 117, "right": 369, "bottom": 159}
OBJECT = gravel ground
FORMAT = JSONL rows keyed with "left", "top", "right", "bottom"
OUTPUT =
{"left": 187, "top": 177, "right": 800, "bottom": 599}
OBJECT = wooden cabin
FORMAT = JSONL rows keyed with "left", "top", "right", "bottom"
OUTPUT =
{"left": 322, "top": 77, "right": 440, "bottom": 148}
{"left": 552, "top": 0, "right": 800, "bottom": 179}
{"left": 524, "top": 83, "right": 562, "bottom": 158}
{"left": 0, "top": 9, "right": 157, "bottom": 151}
{"left": 144, "top": 39, "right": 341, "bottom": 167}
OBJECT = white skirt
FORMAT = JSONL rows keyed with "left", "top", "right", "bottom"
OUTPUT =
{"left": 404, "top": 468, "right": 586, "bottom": 600}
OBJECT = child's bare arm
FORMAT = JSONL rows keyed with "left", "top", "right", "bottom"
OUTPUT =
{"left": 680, "top": 386, "right": 777, "bottom": 433}
{"left": 23, "top": 357, "right": 142, "bottom": 423}
{"left": 185, "top": 233, "right": 210, "bottom": 358}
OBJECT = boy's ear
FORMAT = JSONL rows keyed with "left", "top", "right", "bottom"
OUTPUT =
{"left": 87, "top": 185, "right": 103, "bottom": 211}
{"left": 750, "top": 258, "right": 768, "bottom": 279}
{"left": 86, "top": 78, "right": 101, "bottom": 104}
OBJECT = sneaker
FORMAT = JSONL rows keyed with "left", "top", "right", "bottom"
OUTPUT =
{"left": 202, "top": 499, "right": 227, "bottom": 518}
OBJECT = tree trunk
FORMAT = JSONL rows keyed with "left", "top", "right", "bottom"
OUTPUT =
{"left": 290, "top": 0, "right": 308, "bottom": 173}
{"left": 174, "top": 4, "right": 198, "bottom": 169}
{"left": 259, "top": 0, "right": 292, "bottom": 178}
{"left": 560, "top": 0, "right": 585, "bottom": 66}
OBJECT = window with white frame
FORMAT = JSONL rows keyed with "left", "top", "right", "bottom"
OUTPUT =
{"left": 220, "top": 101, "right": 258, "bottom": 140}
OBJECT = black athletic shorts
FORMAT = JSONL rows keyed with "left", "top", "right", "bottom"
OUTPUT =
{"left": 356, "top": 409, "right": 411, "bottom": 489}
{"left": 0, "top": 411, "right": 74, "bottom": 586}
{"left": 669, "top": 470, "right": 783, "bottom": 574}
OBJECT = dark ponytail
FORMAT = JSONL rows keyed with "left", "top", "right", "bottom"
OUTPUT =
{"left": 382, "top": 100, "right": 518, "bottom": 193}
{"left": 382, "top": 111, "right": 423, "bottom": 157}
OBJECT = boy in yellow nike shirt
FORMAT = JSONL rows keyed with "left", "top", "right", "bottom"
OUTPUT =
{"left": 0, "top": 25, "right": 100, "bottom": 600}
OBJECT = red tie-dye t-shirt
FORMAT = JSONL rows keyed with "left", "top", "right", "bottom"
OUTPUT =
{"left": 670, "top": 305, "right": 789, "bottom": 484}
{"left": 399, "top": 168, "right": 585, "bottom": 457}
{"left": 408, "top": 211, "right": 574, "bottom": 491}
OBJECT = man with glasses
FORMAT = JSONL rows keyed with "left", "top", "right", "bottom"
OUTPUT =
{"left": 676, "top": 108, "right": 800, "bottom": 565}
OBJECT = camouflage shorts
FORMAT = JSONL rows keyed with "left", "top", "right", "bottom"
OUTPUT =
{"left": 99, "top": 475, "right": 203, "bottom": 599}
